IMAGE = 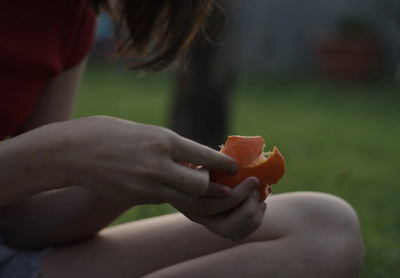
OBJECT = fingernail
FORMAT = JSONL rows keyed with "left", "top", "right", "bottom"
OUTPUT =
{"left": 252, "top": 190, "right": 260, "bottom": 201}
{"left": 229, "top": 162, "right": 239, "bottom": 175}
{"left": 248, "top": 177, "right": 259, "bottom": 189}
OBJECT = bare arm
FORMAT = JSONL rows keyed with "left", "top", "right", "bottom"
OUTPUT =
{"left": 0, "top": 59, "right": 254, "bottom": 250}
{"left": 0, "top": 60, "right": 130, "bottom": 251}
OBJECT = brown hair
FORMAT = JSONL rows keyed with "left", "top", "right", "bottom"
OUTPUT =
{"left": 88, "top": 0, "right": 216, "bottom": 72}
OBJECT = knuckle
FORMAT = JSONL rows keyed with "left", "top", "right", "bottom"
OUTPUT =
{"left": 248, "top": 218, "right": 263, "bottom": 234}
{"left": 197, "top": 181, "right": 208, "bottom": 195}
{"left": 159, "top": 128, "right": 176, "bottom": 144}
{"left": 150, "top": 140, "right": 170, "bottom": 154}
{"left": 147, "top": 129, "right": 174, "bottom": 154}
{"left": 139, "top": 164, "right": 161, "bottom": 180}
{"left": 191, "top": 178, "right": 208, "bottom": 196}
{"left": 160, "top": 126, "right": 175, "bottom": 137}
{"left": 177, "top": 188, "right": 200, "bottom": 201}
{"left": 128, "top": 183, "right": 151, "bottom": 198}
{"left": 243, "top": 207, "right": 257, "bottom": 219}
{"left": 197, "top": 146, "right": 211, "bottom": 163}
{"left": 253, "top": 218, "right": 263, "bottom": 229}
{"left": 138, "top": 157, "right": 168, "bottom": 180}
{"left": 231, "top": 194, "right": 245, "bottom": 205}
{"left": 217, "top": 226, "right": 232, "bottom": 239}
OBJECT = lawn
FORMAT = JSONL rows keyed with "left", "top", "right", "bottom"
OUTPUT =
{"left": 74, "top": 64, "right": 400, "bottom": 277}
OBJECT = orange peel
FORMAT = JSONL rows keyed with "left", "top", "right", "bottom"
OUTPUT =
{"left": 210, "top": 136, "right": 286, "bottom": 201}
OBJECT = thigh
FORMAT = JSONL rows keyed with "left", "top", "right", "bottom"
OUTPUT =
{"left": 40, "top": 192, "right": 362, "bottom": 278}
{"left": 41, "top": 213, "right": 249, "bottom": 278}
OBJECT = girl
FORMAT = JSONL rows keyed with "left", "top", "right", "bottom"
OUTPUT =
{"left": 0, "top": 1, "right": 364, "bottom": 277}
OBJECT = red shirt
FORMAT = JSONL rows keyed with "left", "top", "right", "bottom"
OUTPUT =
{"left": 0, "top": 0, "right": 97, "bottom": 140}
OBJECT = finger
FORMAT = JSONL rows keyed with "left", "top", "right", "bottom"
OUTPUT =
{"left": 161, "top": 162, "right": 210, "bottom": 196}
{"left": 115, "top": 179, "right": 198, "bottom": 206}
{"left": 204, "top": 177, "right": 258, "bottom": 213}
{"left": 231, "top": 202, "right": 267, "bottom": 242}
{"left": 182, "top": 188, "right": 262, "bottom": 239}
{"left": 172, "top": 167, "right": 231, "bottom": 197}
{"left": 169, "top": 135, "right": 238, "bottom": 175}
{"left": 219, "top": 190, "right": 261, "bottom": 240}
{"left": 203, "top": 182, "right": 232, "bottom": 197}
{"left": 145, "top": 181, "right": 198, "bottom": 204}
{"left": 175, "top": 177, "right": 258, "bottom": 216}
{"left": 226, "top": 190, "right": 260, "bottom": 226}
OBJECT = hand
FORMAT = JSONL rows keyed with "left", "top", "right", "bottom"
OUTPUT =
{"left": 59, "top": 116, "right": 238, "bottom": 206}
{"left": 172, "top": 177, "right": 267, "bottom": 242}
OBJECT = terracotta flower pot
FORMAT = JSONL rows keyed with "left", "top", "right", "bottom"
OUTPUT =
{"left": 315, "top": 35, "right": 381, "bottom": 81}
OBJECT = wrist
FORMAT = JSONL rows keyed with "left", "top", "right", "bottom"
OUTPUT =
{"left": 31, "top": 121, "right": 79, "bottom": 190}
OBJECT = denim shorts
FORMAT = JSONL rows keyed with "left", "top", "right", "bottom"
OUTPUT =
{"left": 0, "top": 236, "right": 52, "bottom": 278}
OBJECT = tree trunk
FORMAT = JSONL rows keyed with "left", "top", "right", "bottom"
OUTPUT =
{"left": 169, "top": 5, "right": 236, "bottom": 149}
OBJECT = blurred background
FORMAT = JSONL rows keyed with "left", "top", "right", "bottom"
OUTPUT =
{"left": 75, "top": 0, "right": 399, "bottom": 277}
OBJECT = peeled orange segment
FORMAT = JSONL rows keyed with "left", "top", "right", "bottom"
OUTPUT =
{"left": 220, "top": 136, "right": 265, "bottom": 166}
{"left": 177, "top": 161, "right": 198, "bottom": 169}
{"left": 210, "top": 136, "right": 285, "bottom": 201}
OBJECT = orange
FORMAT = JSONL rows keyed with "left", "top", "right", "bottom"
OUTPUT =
{"left": 210, "top": 136, "right": 285, "bottom": 201}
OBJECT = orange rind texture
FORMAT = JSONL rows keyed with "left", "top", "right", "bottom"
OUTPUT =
{"left": 210, "top": 136, "right": 286, "bottom": 201}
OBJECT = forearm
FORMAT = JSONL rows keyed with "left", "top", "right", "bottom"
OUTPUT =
{"left": 0, "top": 123, "right": 71, "bottom": 206}
{"left": 0, "top": 121, "right": 131, "bottom": 250}
{"left": 0, "top": 186, "right": 130, "bottom": 250}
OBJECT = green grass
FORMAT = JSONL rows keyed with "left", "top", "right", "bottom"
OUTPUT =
{"left": 75, "top": 65, "right": 400, "bottom": 277}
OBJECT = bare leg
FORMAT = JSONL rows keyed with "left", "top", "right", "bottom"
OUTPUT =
{"left": 40, "top": 192, "right": 364, "bottom": 278}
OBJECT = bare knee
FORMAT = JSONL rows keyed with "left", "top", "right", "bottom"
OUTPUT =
{"left": 287, "top": 192, "right": 365, "bottom": 277}
{"left": 289, "top": 192, "right": 361, "bottom": 233}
